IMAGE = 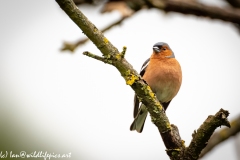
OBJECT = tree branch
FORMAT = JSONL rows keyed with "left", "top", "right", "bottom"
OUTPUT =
{"left": 55, "top": 0, "right": 231, "bottom": 159}
{"left": 73, "top": 0, "right": 104, "bottom": 5}
{"left": 199, "top": 114, "right": 240, "bottom": 158}
{"left": 61, "top": 15, "right": 134, "bottom": 52}
{"left": 183, "top": 109, "right": 230, "bottom": 159}
{"left": 147, "top": 0, "right": 240, "bottom": 25}
{"left": 73, "top": 0, "right": 240, "bottom": 25}
{"left": 225, "top": 0, "right": 240, "bottom": 8}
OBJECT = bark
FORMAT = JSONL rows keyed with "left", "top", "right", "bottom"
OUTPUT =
{"left": 200, "top": 114, "right": 240, "bottom": 158}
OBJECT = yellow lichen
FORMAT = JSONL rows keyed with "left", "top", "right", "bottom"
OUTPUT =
{"left": 171, "top": 149, "right": 181, "bottom": 156}
{"left": 103, "top": 37, "right": 109, "bottom": 44}
{"left": 126, "top": 74, "right": 139, "bottom": 85}
{"left": 124, "top": 70, "right": 138, "bottom": 85}
{"left": 181, "top": 140, "right": 186, "bottom": 147}
{"left": 115, "top": 54, "right": 122, "bottom": 61}
{"left": 125, "top": 70, "right": 131, "bottom": 75}
{"left": 166, "top": 122, "right": 171, "bottom": 129}
{"left": 146, "top": 86, "right": 155, "bottom": 98}
{"left": 156, "top": 103, "right": 163, "bottom": 110}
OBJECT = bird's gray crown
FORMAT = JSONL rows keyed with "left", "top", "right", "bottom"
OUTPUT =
{"left": 153, "top": 42, "right": 169, "bottom": 49}
{"left": 152, "top": 42, "right": 175, "bottom": 58}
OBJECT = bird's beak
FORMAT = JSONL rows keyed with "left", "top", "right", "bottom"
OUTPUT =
{"left": 153, "top": 47, "right": 160, "bottom": 53}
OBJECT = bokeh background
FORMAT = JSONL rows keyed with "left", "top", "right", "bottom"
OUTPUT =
{"left": 0, "top": 0, "right": 240, "bottom": 159}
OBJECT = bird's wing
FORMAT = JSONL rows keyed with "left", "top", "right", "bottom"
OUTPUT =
{"left": 133, "top": 58, "right": 150, "bottom": 118}
{"left": 140, "top": 58, "right": 150, "bottom": 76}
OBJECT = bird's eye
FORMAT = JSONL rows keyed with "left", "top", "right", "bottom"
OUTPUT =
{"left": 163, "top": 48, "right": 166, "bottom": 51}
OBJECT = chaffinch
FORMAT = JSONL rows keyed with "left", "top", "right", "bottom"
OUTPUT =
{"left": 130, "top": 42, "right": 182, "bottom": 133}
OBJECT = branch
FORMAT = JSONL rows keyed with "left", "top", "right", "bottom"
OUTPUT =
{"left": 73, "top": 0, "right": 240, "bottom": 25}
{"left": 83, "top": 51, "right": 108, "bottom": 63}
{"left": 61, "top": 15, "right": 134, "bottom": 52}
{"left": 147, "top": 0, "right": 240, "bottom": 25}
{"left": 55, "top": 0, "right": 231, "bottom": 159}
{"left": 224, "top": 0, "right": 240, "bottom": 8}
{"left": 199, "top": 114, "right": 240, "bottom": 158}
{"left": 183, "top": 109, "right": 230, "bottom": 159}
{"left": 73, "top": 0, "right": 104, "bottom": 5}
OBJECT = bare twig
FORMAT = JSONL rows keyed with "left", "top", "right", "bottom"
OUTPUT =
{"left": 83, "top": 51, "right": 108, "bottom": 63}
{"left": 61, "top": 15, "right": 134, "bottom": 52}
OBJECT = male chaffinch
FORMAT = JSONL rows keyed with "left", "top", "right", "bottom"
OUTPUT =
{"left": 130, "top": 42, "right": 182, "bottom": 133}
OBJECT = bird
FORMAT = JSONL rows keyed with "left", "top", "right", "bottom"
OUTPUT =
{"left": 130, "top": 42, "right": 182, "bottom": 133}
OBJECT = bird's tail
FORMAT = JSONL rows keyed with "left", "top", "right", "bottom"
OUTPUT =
{"left": 130, "top": 104, "right": 148, "bottom": 133}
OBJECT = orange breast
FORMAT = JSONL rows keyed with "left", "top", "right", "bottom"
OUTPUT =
{"left": 143, "top": 58, "right": 182, "bottom": 103}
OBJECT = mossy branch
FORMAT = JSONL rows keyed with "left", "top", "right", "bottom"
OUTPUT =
{"left": 199, "top": 114, "right": 240, "bottom": 158}
{"left": 183, "top": 108, "right": 230, "bottom": 159}
{"left": 55, "top": 0, "right": 231, "bottom": 159}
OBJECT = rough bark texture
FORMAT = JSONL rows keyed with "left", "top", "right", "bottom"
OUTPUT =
{"left": 183, "top": 109, "right": 230, "bottom": 159}
{"left": 200, "top": 114, "right": 240, "bottom": 158}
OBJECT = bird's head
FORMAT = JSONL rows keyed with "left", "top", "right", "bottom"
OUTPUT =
{"left": 152, "top": 42, "right": 175, "bottom": 59}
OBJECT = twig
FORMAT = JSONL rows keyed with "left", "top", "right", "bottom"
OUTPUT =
{"left": 83, "top": 51, "right": 108, "bottom": 63}
{"left": 61, "top": 15, "right": 134, "bottom": 52}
